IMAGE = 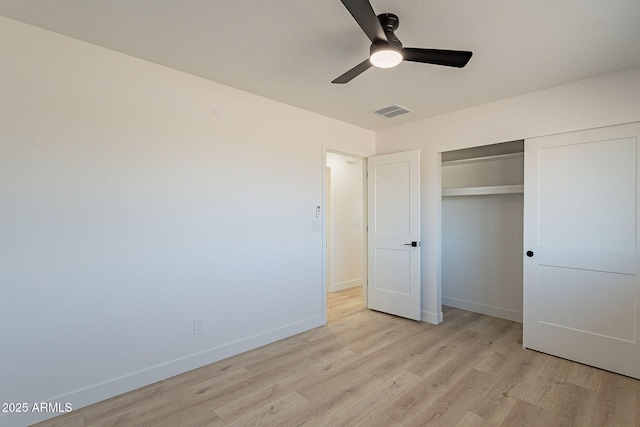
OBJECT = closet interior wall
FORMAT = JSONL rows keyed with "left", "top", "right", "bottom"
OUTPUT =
{"left": 441, "top": 141, "right": 525, "bottom": 322}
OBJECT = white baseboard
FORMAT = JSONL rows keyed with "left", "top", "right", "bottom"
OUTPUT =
{"left": 328, "top": 278, "right": 362, "bottom": 292}
{"left": 442, "top": 296, "right": 523, "bottom": 323}
{"left": 422, "top": 309, "right": 443, "bottom": 325}
{"left": 8, "top": 315, "right": 325, "bottom": 427}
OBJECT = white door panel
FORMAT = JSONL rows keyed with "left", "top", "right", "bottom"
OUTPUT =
{"left": 374, "top": 248, "right": 412, "bottom": 295}
{"left": 373, "top": 161, "right": 411, "bottom": 235}
{"left": 537, "top": 266, "right": 636, "bottom": 342}
{"left": 537, "top": 137, "right": 636, "bottom": 251}
{"left": 368, "top": 150, "right": 421, "bottom": 320}
{"left": 524, "top": 122, "right": 640, "bottom": 379}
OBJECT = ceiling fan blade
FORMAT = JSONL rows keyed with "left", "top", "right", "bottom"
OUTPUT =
{"left": 339, "top": 0, "right": 387, "bottom": 43}
{"left": 403, "top": 48, "right": 473, "bottom": 68}
{"left": 332, "top": 59, "right": 372, "bottom": 84}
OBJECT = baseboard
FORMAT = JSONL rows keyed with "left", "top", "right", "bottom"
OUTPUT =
{"left": 328, "top": 279, "right": 362, "bottom": 292}
{"left": 442, "top": 296, "right": 523, "bottom": 323}
{"left": 422, "top": 309, "right": 443, "bottom": 325}
{"left": 7, "top": 315, "right": 325, "bottom": 427}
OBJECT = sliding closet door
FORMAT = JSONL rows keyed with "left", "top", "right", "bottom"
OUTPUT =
{"left": 523, "top": 122, "right": 640, "bottom": 379}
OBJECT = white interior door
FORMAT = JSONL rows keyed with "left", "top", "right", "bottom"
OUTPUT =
{"left": 368, "top": 150, "right": 421, "bottom": 320}
{"left": 523, "top": 122, "right": 640, "bottom": 379}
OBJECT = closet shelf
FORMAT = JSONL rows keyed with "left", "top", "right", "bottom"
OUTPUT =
{"left": 441, "top": 152, "right": 524, "bottom": 167}
{"left": 442, "top": 184, "right": 524, "bottom": 197}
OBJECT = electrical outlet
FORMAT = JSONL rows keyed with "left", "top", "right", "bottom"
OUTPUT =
{"left": 193, "top": 318, "right": 204, "bottom": 335}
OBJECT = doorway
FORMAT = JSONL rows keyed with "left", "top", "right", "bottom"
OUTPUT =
{"left": 325, "top": 151, "right": 366, "bottom": 314}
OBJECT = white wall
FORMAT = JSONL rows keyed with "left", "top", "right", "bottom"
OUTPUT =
{"left": 442, "top": 192, "right": 524, "bottom": 321}
{"left": 376, "top": 66, "right": 640, "bottom": 324}
{"left": 326, "top": 153, "right": 364, "bottom": 292}
{"left": 0, "top": 17, "right": 374, "bottom": 426}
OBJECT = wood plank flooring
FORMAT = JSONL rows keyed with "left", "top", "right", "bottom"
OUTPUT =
{"left": 33, "top": 287, "right": 640, "bottom": 426}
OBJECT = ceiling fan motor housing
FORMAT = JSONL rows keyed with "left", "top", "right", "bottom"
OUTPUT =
{"left": 372, "top": 13, "right": 402, "bottom": 52}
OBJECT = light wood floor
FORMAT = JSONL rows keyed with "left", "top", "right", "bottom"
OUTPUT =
{"left": 34, "top": 287, "right": 639, "bottom": 426}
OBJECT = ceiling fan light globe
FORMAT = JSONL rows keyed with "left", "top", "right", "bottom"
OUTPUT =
{"left": 370, "top": 49, "right": 403, "bottom": 68}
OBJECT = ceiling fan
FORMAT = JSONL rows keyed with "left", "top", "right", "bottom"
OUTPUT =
{"left": 332, "top": 0, "right": 473, "bottom": 84}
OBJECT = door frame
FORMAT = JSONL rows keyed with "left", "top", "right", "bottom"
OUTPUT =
{"left": 323, "top": 149, "right": 369, "bottom": 319}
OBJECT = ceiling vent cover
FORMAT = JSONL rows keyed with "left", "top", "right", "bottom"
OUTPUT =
{"left": 370, "top": 104, "right": 413, "bottom": 119}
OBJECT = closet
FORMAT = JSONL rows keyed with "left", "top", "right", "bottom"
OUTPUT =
{"left": 441, "top": 141, "right": 524, "bottom": 322}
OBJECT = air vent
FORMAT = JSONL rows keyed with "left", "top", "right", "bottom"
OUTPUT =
{"left": 370, "top": 104, "right": 413, "bottom": 119}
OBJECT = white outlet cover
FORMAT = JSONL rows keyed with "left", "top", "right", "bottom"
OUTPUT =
{"left": 193, "top": 318, "right": 204, "bottom": 335}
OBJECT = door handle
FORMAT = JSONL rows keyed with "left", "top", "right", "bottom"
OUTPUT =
{"left": 404, "top": 242, "right": 420, "bottom": 247}
{"left": 526, "top": 250, "right": 534, "bottom": 257}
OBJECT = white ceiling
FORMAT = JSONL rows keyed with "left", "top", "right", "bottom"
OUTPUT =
{"left": 1, "top": 0, "right": 639, "bottom": 131}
